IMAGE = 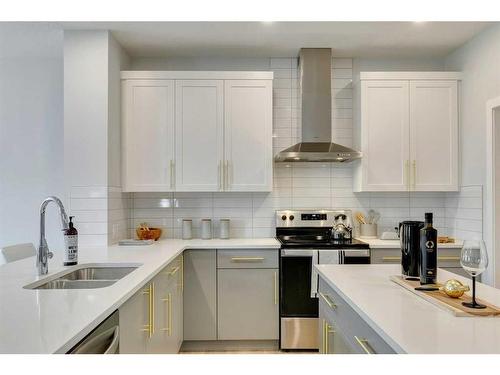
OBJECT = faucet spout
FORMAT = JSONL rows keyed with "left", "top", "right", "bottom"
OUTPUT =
{"left": 37, "top": 196, "right": 69, "bottom": 275}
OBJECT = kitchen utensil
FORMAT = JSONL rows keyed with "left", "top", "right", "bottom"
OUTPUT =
{"left": 372, "top": 211, "right": 381, "bottom": 224}
{"left": 367, "top": 209, "right": 375, "bottom": 224}
{"left": 136, "top": 226, "right": 162, "bottom": 241}
{"left": 355, "top": 212, "right": 366, "bottom": 224}
{"left": 441, "top": 279, "right": 470, "bottom": 298}
{"left": 461, "top": 240, "right": 489, "bottom": 309}
{"left": 415, "top": 286, "right": 440, "bottom": 291}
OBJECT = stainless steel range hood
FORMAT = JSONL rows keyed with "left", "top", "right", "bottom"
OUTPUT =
{"left": 274, "top": 48, "right": 362, "bottom": 163}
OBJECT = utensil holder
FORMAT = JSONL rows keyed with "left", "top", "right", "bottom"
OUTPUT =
{"left": 360, "top": 223, "right": 377, "bottom": 238}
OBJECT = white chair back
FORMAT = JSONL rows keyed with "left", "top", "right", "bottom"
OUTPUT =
{"left": 0, "top": 243, "right": 36, "bottom": 265}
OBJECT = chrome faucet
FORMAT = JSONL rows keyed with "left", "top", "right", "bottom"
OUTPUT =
{"left": 37, "top": 196, "right": 69, "bottom": 275}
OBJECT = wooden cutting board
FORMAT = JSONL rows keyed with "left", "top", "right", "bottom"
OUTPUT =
{"left": 390, "top": 275, "right": 500, "bottom": 317}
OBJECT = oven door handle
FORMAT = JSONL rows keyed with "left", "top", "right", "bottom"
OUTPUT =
{"left": 281, "top": 249, "right": 317, "bottom": 257}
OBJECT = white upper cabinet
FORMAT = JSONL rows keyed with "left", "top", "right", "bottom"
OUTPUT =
{"left": 354, "top": 72, "right": 460, "bottom": 192}
{"left": 224, "top": 80, "right": 273, "bottom": 192}
{"left": 122, "top": 80, "right": 175, "bottom": 192}
{"left": 410, "top": 80, "right": 458, "bottom": 191}
{"left": 175, "top": 80, "right": 224, "bottom": 192}
{"left": 358, "top": 80, "right": 410, "bottom": 191}
{"left": 121, "top": 71, "right": 273, "bottom": 192}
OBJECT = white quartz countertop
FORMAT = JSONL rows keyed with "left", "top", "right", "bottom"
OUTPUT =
{"left": 315, "top": 264, "right": 500, "bottom": 354}
{"left": 0, "top": 238, "right": 279, "bottom": 354}
{"left": 357, "top": 238, "right": 463, "bottom": 249}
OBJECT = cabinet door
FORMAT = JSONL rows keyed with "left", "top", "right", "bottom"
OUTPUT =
{"left": 359, "top": 80, "right": 410, "bottom": 191}
{"left": 217, "top": 268, "right": 278, "bottom": 340}
{"left": 122, "top": 80, "right": 175, "bottom": 192}
{"left": 224, "top": 80, "right": 273, "bottom": 191}
{"left": 183, "top": 250, "right": 217, "bottom": 340}
{"left": 410, "top": 80, "right": 458, "bottom": 191}
{"left": 175, "top": 80, "right": 224, "bottom": 192}
{"left": 319, "top": 304, "right": 355, "bottom": 354}
{"left": 118, "top": 284, "right": 151, "bottom": 354}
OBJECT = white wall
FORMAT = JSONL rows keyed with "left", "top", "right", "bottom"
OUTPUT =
{"left": 0, "top": 29, "right": 64, "bottom": 249}
{"left": 445, "top": 24, "right": 500, "bottom": 286}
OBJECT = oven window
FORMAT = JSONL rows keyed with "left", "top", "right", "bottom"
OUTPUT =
{"left": 280, "top": 256, "right": 318, "bottom": 317}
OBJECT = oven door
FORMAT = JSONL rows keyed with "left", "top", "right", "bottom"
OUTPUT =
{"left": 280, "top": 249, "right": 319, "bottom": 350}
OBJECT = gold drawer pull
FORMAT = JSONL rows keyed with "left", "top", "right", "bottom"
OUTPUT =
{"left": 160, "top": 293, "right": 172, "bottom": 336}
{"left": 382, "top": 256, "right": 401, "bottom": 262}
{"left": 141, "top": 283, "right": 154, "bottom": 338}
{"left": 354, "top": 336, "right": 375, "bottom": 354}
{"left": 319, "top": 292, "right": 337, "bottom": 309}
{"left": 274, "top": 271, "right": 278, "bottom": 305}
{"left": 438, "top": 256, "right": 460, "bottom": 261}
{"left": 230, "top": 257, "right": 265, "bottom": 262}
{"left": 167, "top": 266, "right": 180, "bottom": 276}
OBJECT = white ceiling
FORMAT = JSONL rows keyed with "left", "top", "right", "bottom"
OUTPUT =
{"left": 0, "top": 22, "right": 494, "bottom": 59}
{"left": 59, "top": 21, "right": 493, "bottom": 58}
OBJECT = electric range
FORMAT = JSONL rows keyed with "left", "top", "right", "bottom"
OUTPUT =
{"left": 275, "top": 209, "right": 370, "bottom": 351}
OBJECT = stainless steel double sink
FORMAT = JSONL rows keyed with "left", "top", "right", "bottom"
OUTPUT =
{"left": 24, "top": 264, "right": 141, "bottom": 290}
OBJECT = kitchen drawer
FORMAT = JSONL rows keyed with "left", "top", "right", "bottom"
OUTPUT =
{"left": 318, "top": 278, "right": 396, "bottom": 354}
{"left": 217, "top": 249, "right": 278, "bottom": 269}
{"left": 371, "top": 247, "right": 461, "bottom": 267}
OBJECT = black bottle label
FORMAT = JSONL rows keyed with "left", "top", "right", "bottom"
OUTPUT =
{"left": 420, "top": 227, "right": 437, "bottom": 284}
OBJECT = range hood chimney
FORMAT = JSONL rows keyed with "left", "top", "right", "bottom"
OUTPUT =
{"left": 274, "top": 48, "right": 362, "bottom": 163}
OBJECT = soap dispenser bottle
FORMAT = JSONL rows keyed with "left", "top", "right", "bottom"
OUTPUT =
{"left": 64, "top": 216, "right": 78, "bottom": 266}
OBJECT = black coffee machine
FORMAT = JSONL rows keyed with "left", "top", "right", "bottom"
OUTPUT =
{"left": 399, "top": 221, "right": 424, "bottom": 279}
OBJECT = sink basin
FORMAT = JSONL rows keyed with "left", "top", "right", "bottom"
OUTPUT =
{"left": 34, "top": 280, "right": 117, "bottom": 289}
{"left": 58, "top": 267, "right": 138, "bottom": 281}
{"left": 24, "top": 264, "right": 141, "bottom": 290}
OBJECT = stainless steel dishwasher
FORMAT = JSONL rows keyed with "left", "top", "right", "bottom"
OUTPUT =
{"left": 68, "top": 310, "right": 119, "bottom": 354}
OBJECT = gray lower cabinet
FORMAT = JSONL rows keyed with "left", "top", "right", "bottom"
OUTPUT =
{"left": 318, "top": 277, "right": 396, "bottom": 354}
{"left": 119, "top": 255, "right": 183, "bottom": 354}
{"left": 183, "top": 249, "right": 217, "bottom": 340}
{"left": 217, "top": 268, "right": 279, "bottom": 340}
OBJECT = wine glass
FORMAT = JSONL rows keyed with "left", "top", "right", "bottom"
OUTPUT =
{"left": 460, "top": 240, "right": 489, "bottom": 309}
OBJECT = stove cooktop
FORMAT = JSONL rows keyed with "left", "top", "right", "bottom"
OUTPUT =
{"left": 277, "top": 236, "right": 369, "bottom": 249}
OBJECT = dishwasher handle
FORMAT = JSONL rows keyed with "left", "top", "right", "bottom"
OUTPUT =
{"left": 72, "top": 326, "right": 119, "bottom": 354}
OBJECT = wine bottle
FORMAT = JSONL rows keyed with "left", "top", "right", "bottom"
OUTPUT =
{"left": 420, "top": 212, "right": 437, "bottom": 285}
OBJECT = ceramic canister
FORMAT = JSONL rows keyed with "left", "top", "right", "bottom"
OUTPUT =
{"left": 201, "top": 219, "right": 212, "bottom": 240}
{"left": 182, "top": 219, "right": 192, "bottom": 240}
{"left": 220, "top": 219, "right": 230, "bottom": 239}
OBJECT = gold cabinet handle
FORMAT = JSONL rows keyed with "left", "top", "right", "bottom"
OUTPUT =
{"left": 404, "top": 160, "right": 410, "bottom": 191}
{"left": 354, "top": 336, "right": 375, "bottom": 354}
{"left": 382, "top": 256, "right": 401, "bottom": 262}
{"left": 160, "top": 293, "right": 172, "bottom": 336}
{"left": 169, "top": 160, "right": 174, "bottom": 189}
{"left": 324, "top": 321, "right": 335, "bottom": 354}
{"left": 218, "top": 160, "right": 223, "bottom": 191}
{"left": 141, "top": 283, "right": 154, "bottom": 338}
{"left": 230, "top": 257, "right": 265, "bottom": 262}
{"left": 180, "top": 255, "right": 184, "bottom": 293}
{"left": 224, "top": 160, "right": 229, "bottom": 190}
{"left": 412, "top": 160, "right": 416, "bottom": 190}
{"left": 167, "top": 266, "right": 180, "bottom": 276}
{"left": 274, "top": 271, "right": 278, "bottom": 305}
{"left": 319, "top": 292, "right": 337, "bottom": 309}
{"left": 438, "top": 256, "right": 461, "bottom": 261}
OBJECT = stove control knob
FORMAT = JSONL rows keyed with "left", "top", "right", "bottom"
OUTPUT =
{"left": 281, "top": 215, "right": 287, "bottom": 221}
{"left": 289, "top": 215, "right": 295, "bottom": 221}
